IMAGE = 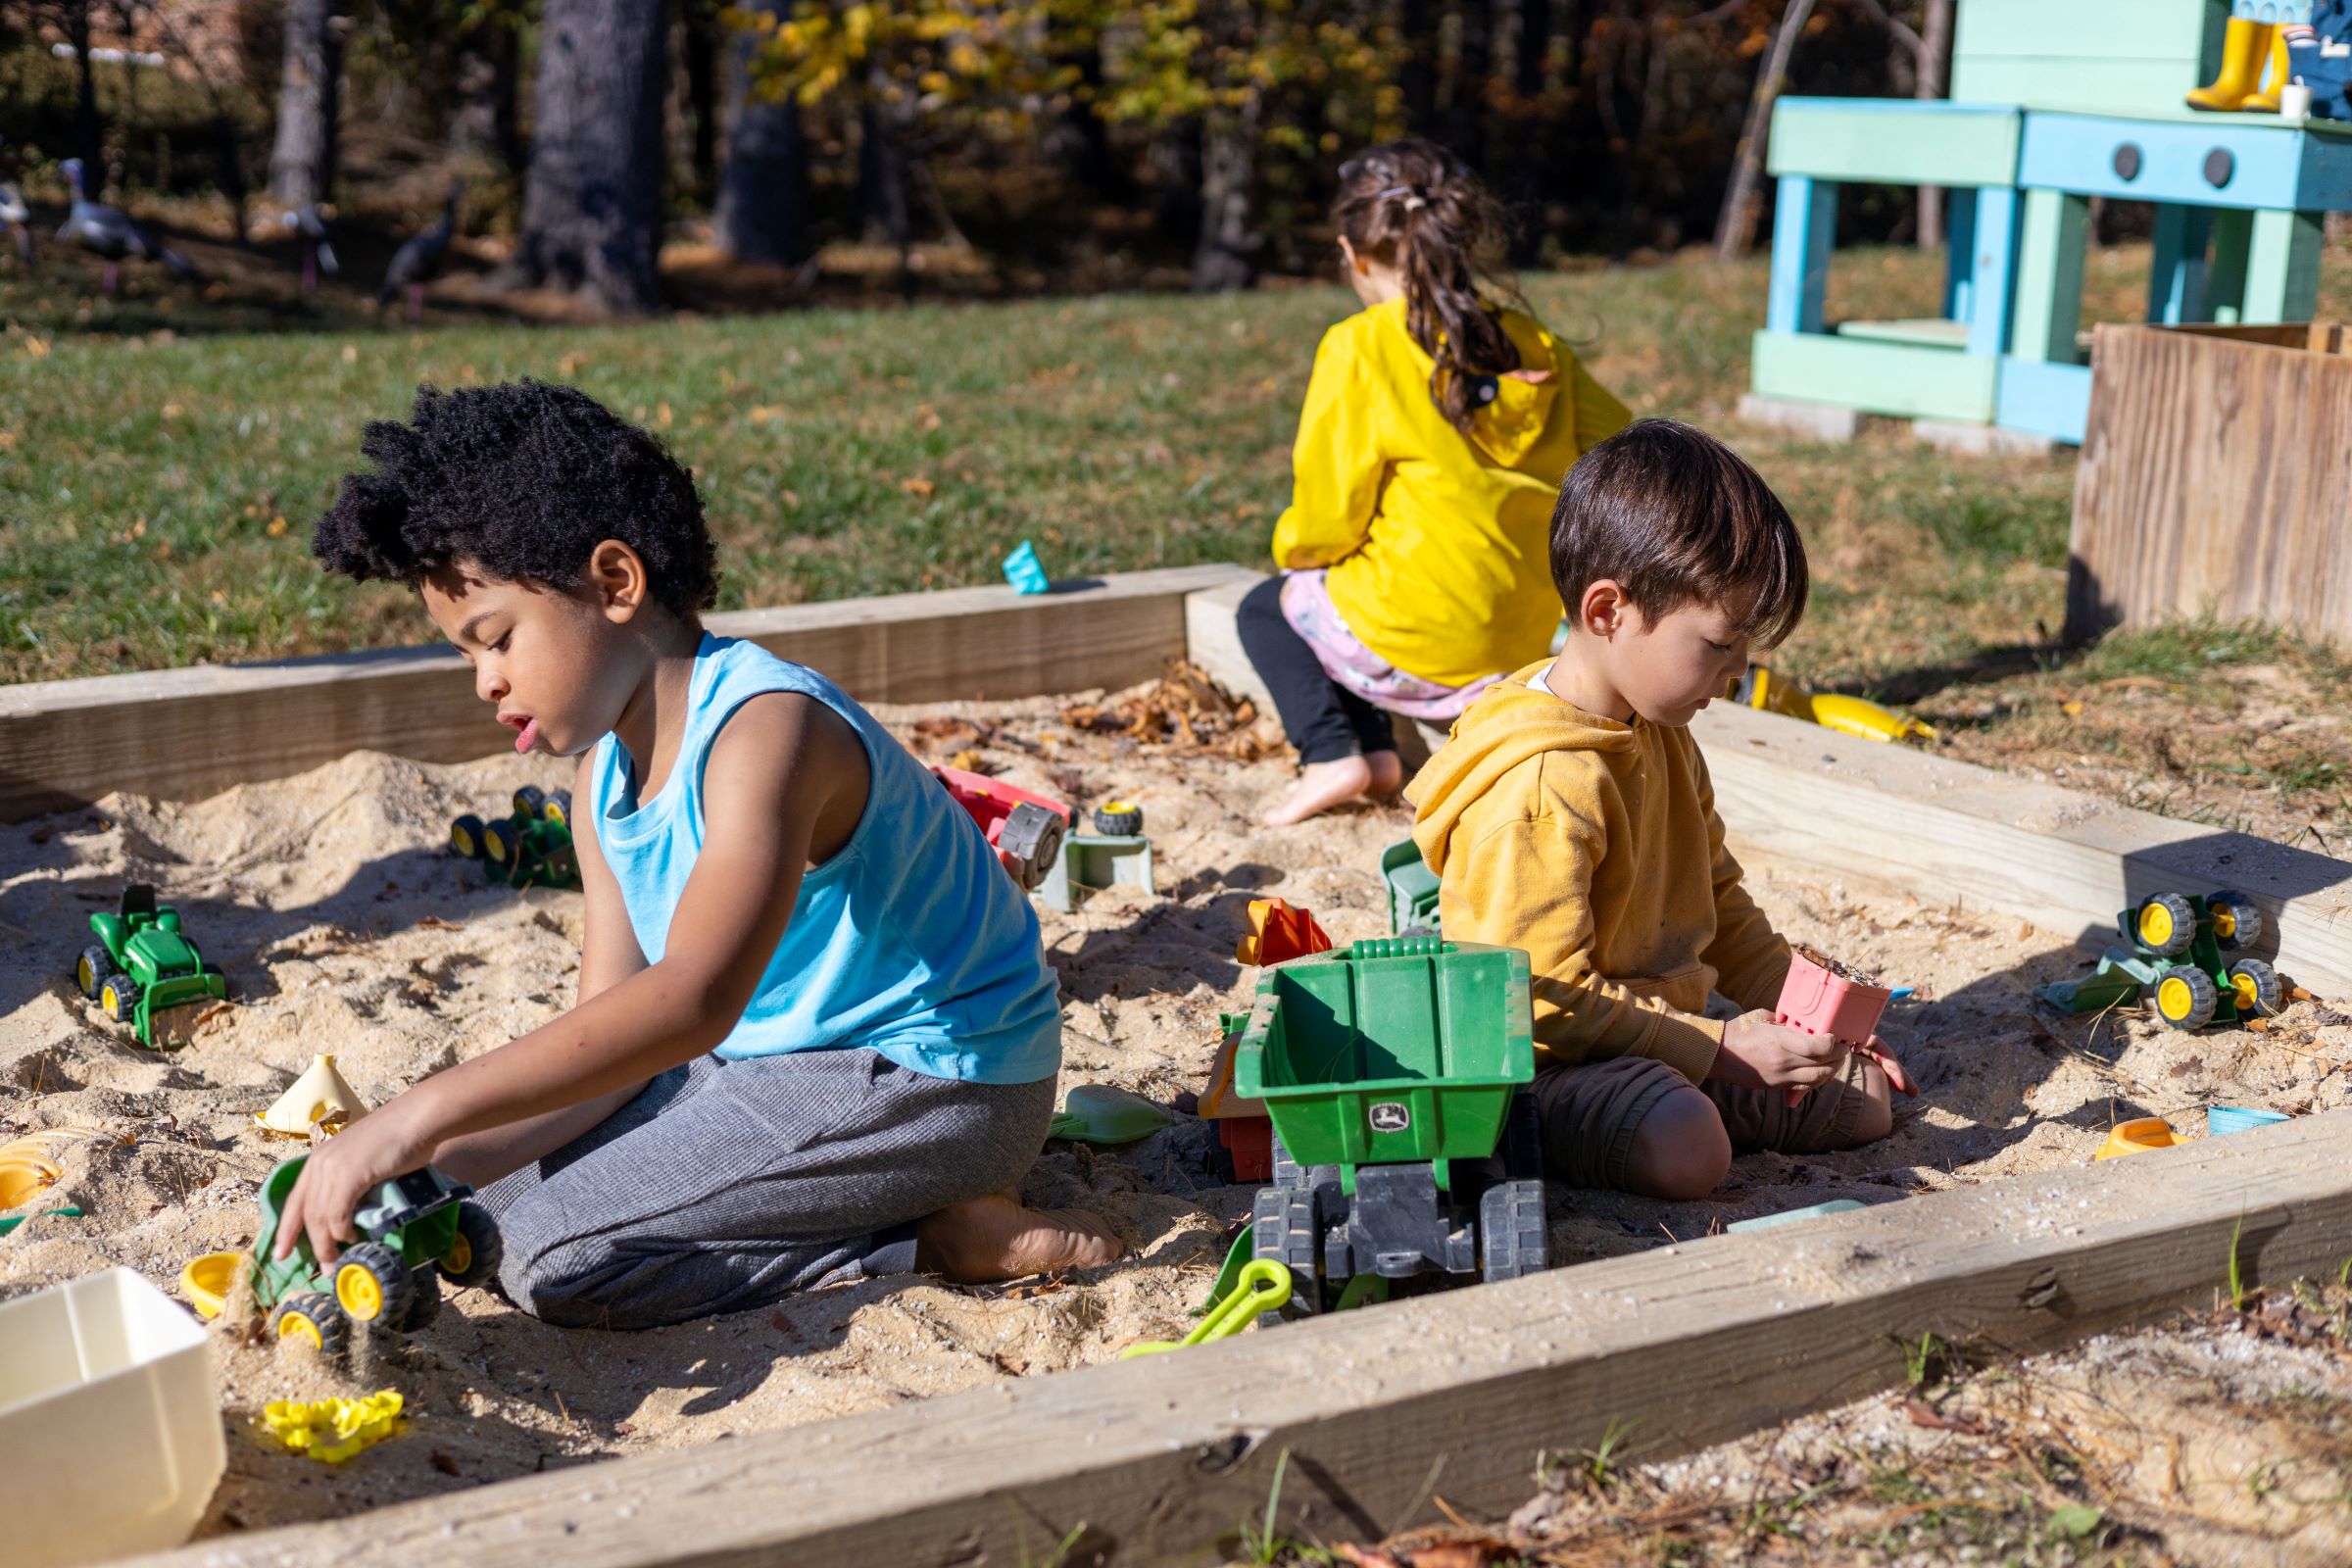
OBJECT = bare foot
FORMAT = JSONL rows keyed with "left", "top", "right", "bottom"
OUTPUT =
{"left": 913, "top": 1188, "right": 1126, "bottom": 1282}
{"left": 1365, "top": 750, "right": 1405, "bottom": 800}
{"left": 1263, "top": 755, "right": 1375, "bottom": 826}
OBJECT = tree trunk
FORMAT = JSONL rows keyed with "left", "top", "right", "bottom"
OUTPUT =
{"left": 713, "top": 0, "right": 810, "bottom": 267}
{"left": 1713, "top": 0, "right": 1816, "bottom": 261}
{"left": 1442, "top": 0, "right": 1494, "bottom": 170}
{"left": 858, "top": 88, "right": 916, "bottom": 297}
{"left": 679, "top": 0, "right": 722, "bottom": 208}
{"left": 68, "top": 0, "right": 103, "bottom": 194}
{"left": 1506, "top": 0, "right": 1552, "bottom": 263}
{"left": 1193, "top": 92, "right": 1261, "bottom": 292}
{"left": 451, "top": 25, "right": 523, "bottom": 173}
{"left": 269, "top": 0, "right": 343, "bottom": 208}
{"left": 1398, "top": 0, "right": 1439, "bottom": 136}
{"left": 508, "top": 0, "right": 668, "bottom": 315}
{"left": 1149, "top": 121, "right": 1203, "bottom": 253}
{"left": 1916, "top": 0, "right": 1952, "bottom": 250}
{"left": 214, "top": 113, "right": 247, "bottom": 241}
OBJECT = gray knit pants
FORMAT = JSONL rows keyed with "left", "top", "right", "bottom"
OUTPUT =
{"left": 473, "top": 1048, "right": 1056, "bottom": 1330}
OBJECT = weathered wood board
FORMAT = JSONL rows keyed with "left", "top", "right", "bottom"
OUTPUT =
{"left": 132, "top": 1110, "right": 2352, "bottom": 1568}
{"left": 0, "top": 564, "right": 1260, "bottom": 822}
{"left": 2069, "top": 323, "right": 2352, "bottom": 647}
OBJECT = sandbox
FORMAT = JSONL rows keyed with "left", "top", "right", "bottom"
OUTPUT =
{"left": 2, "top": 568, "right": 2348, "bottom": 1564}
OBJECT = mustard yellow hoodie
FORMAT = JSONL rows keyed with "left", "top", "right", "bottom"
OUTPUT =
{"left": 1406, "top": 662, "right": 1790, "bottom": 1082}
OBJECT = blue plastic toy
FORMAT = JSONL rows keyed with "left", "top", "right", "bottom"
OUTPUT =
{"left": 1003, "top": 540, "right": 1049, "bottom": 595}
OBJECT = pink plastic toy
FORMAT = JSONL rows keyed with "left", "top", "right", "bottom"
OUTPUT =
{"left": 1774, "top": 949, "right": 1914, "bottom": 1101}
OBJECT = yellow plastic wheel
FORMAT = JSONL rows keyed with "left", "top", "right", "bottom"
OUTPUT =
{"left": 101, "top": 980, "right": 128, "bottom": 1021}
{"left": 2214, "top": 906, "right": 2237, "bottom": 940}
{"left": 278, "top": 1310, "right": 323, "bottom": 1349}
{"left": 2140, "top": 903, "right": 2175, "bottom": 950}
{"left": 2157, "top": 977, "right": 2194, "bottom": 1020}
{"left": 451, "top": 822, "right": 476, "bottom": 858}
{"left": 444, "top": 1233, "right": 471, "bottom": 1276}
{"left": 75, "top": 955, "right": 93, "bottom": 995}
{"left": 336, "top": 1262, "right": 384, "bottom": 1322}
{"left": 2231, "top": 972, "right": 2259, "bottom": 1008}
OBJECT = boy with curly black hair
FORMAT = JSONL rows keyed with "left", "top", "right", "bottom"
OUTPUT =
{"left": 284, "top": 380, "right": 1120, "bottom": 1329}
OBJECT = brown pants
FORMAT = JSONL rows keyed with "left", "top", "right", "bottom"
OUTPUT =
{"left": 1529, "top": 1052, "right": 1882, "bottom": 1190}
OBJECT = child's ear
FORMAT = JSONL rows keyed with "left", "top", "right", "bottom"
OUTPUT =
{"left": 1577, "top": 578, "right": 1629, "bottom": 639}
{"left": 586, "top": 539, "right": 652, "bottom": 623}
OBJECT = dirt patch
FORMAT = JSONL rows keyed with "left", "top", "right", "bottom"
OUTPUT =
{"left": 1, "top": 671, "right": 2347, "bottom": 1540}
{"left": 1329, "top": 1284, "right": 2352, "bottom": 1567}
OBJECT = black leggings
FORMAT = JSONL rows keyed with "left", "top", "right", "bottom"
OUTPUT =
{"left": 1235, "top": 574, "right": 1397, "bottom": 765}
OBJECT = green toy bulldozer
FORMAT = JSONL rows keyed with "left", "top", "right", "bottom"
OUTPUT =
{"left": 2041, "top": 890, "right": 2281, "bottom": 1031}
{"left": 72, "top": 884, "right": 228, "bottom": 1048}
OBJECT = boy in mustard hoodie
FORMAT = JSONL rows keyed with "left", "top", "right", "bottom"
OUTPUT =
{"left": 1406, "top": 419, "right": 1895, "bottom": 1200}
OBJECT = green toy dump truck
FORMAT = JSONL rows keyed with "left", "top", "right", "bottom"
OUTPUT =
{"left": 451, "top": 785, "right": 581, "bottom": 891}
{"left": 1237, "top": 936, "right": 1548, "bottom": 1324}
{"left": 2040, "top": 890, "right": 2281, "bottom": 1031}
{"left": 73, "top": 884, "right": 228, "bottom": 1048}
{"left": 252, "top": 1152, "right": 503, "bottom": 1356}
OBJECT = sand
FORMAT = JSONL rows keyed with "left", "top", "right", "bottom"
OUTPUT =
{"left": 1, "top": 670, "right": 2347, "bottom": 1541}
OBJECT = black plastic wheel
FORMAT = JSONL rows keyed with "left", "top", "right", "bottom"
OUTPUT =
{"left": 74, "top": 944, "right": 113, "bottom": 1002}
{"left": 2154, "top": 964, "right": 2219, "bottom": 1031}
{"left": 450, "top": 813, "right": 488, "bottom": 860}
{"left": 512, "top": 784, "right": 547, "bottom": 818}
{"left": 1269, "top": 1131, "right": 1304, "bottom": 1191}
{"left": 1092, "top": 802, "right": 1143, "bottom": 837}
{"left": 481, "top": 818, "right": 520, "bottom": 872}
{"left": 1502, "top": 1090, "right": 1545, "bottom": 1182}
{"left": 2134, "top": 894, "right": 2197, "bottom": 957}
{"left": 270, "top": 1292, "right": 351, "bottom": 1357}
{"left": 1480, "top": 1179, "right": 1549, "bottom": 1284}
{"left": 1252, "top": 1184, "right": 1321, "bottom": 1327}
{"left": 401, "top": 1266, "right": 443, "bottom": 1331}
{"left": 2208, "top": 891, "right": 2263, "bottom": 951}
{"left": 2227, "top": 957, "right": 2282, "bottom": 1018}
{"left": 333, "top": 1241, "right": 415, "bottom": 1327}
{"left": 442, "top": 1200, "right": 505, "bottom": 1288}
{"left": 545, "top": 789, "right": 573, "bottom": 828}
{"left": 100, "top": 973, "right": 143, "bottom": 1026}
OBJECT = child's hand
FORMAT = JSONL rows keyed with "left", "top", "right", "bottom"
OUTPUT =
{"left": 274, "top": 1096, "right": 440, "bottom": 1267}
{"left": 1714, "top": 1009, "right": 1851, "bottom": 1093}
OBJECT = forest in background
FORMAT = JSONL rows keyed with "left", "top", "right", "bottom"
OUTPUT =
{"left": 1, "top": 0, "right": 1958, "bottom": 312}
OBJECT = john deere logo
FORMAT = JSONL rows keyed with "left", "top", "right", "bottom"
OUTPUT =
{"left": 1369, "top": 1102, "right": 1410, "bottom": 1133}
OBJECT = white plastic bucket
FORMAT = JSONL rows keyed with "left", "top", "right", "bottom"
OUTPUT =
{"left": 0, "top": 1267, "right": 224, "bottom": 1565}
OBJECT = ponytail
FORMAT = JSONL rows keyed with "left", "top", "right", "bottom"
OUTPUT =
{"left": 1333, "top": 140, "right": 1519, "bottom": 433}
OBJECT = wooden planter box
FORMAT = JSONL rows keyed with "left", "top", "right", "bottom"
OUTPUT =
{"left": 2068, "top": 321, "right": 2352, "bottom": 647}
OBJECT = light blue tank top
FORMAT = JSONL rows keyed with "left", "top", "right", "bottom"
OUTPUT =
{"left": 588, "top": 634, "right": 1062, "bottom": 1084}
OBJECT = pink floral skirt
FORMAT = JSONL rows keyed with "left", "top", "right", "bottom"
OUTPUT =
{"left": 1278, "top": 569, "right": 1502, "bottom": 722}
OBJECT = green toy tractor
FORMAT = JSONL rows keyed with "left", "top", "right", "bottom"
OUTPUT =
{"left": 1237, "top": 936, "right": 1548, "bottom": 1326}
{"left": 72, "top": 884, "right": 228, "bottom": 1048}
{"left": 2040, "top": 890, "right": 2281, "bottom": 1031}
{"left": 451, "top": 785, "right": 581, "bottom": 891}
{"left": 252, "top": 1152, "right": 503, "bottom": 1357}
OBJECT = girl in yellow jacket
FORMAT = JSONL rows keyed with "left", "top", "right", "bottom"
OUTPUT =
{"left": 1241, "top": 139, "right": 1633, "bottom": 826}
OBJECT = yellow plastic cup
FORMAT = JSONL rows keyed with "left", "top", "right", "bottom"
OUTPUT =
{"left": 2094, "top": 1116, "right": 2178, "bottom": 1160}
{"left": 178, "top": 1251, "right": 244, "bottom": 1319}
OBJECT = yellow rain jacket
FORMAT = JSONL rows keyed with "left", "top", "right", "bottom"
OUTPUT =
{"left": 1405, "top": 663, "right": 1790, "bottom": 1081}
{"left": 1269, "top": 297, "right": 1631, "bottom": 687}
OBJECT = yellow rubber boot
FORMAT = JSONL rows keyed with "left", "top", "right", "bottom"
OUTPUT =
{"left": 2187, "top": 17, "right": 2273, "bottom": 110}
{"left": 2244, "top": 23, "right": 2294, "bottom": 111}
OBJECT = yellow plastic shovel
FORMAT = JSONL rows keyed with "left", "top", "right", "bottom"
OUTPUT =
{"left": 1119, "top": 1260, "right": 1293, "bottom": 1358}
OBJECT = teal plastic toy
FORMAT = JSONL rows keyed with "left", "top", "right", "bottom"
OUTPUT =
{"left": 1003, "top": 540, "right": 1050, "bottom": 595}
{"left": 2039, "top": 890, "right": 2279, "bottom": 1031}
{"left": 1048, "top": 1084, "right": 1177, "bottom": 1146}
{"left": 1728, "top": 1199, "right": 1866, "bottom": 1233}
{"left": 2207, "top": 1104, "right": 2291, "bottom": 1137}
{"left": 451, "top": 785, "right": 581, "bottom": 891}
{"left": 1379, "top": 838, "right": 1441, "bottom": 936}
{"left": 72, "top": 884, "right": 229, "bottom": 1048}
{"left": 249, "top": 1153, "right": 502, "bottom": 1357}
{"left": 1236, "top": 936, "right": 1547, "bottom": 1325}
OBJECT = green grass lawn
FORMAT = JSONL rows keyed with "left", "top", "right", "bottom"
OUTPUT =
{"left": 5, "top": 241, "right": 2350, "bottom": 797}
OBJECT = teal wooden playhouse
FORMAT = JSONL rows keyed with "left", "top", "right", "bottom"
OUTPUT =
{"left": 1751, "top": 0, "right": 2352, "bottom": 444}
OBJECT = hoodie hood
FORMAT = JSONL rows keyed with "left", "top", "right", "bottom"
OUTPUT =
{"left": 1407, "top": 662, "right": 1637, "bottom": 875}
{"left": 1373, "top": 299, "right": 1564, "bottom": 468}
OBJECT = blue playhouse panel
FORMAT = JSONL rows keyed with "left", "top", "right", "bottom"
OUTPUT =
{"left": 1995, "top": 359, "right": 2091, "bottom": 444}
{"left": 2019, "top": 112, "right": 2352, "bottom": 211}
{"left": 1766, "top": 176, "right": 1837, "bottom": 336}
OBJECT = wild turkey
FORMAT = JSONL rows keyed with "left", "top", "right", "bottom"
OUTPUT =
{"left": 55, "top": 158, "right": 197, "bottom": 294}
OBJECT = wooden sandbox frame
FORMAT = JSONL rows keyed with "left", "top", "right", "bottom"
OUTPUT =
{"left": 12, "top": 564, "right": 2333, "bottom": 1567}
